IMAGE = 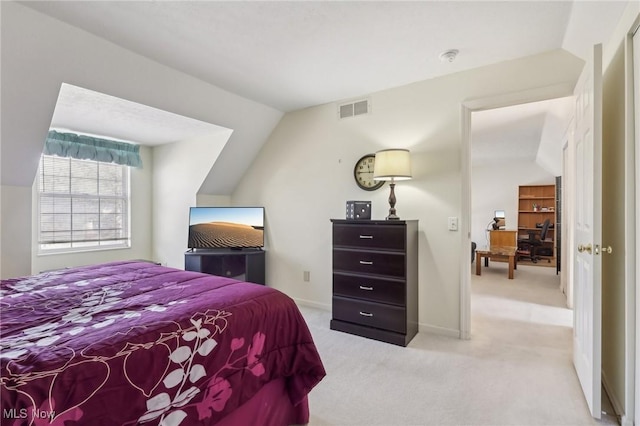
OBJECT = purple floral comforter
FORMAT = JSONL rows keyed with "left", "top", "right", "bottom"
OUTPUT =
{"left": 0, "top": 261, "right": 325, "bottom": 425}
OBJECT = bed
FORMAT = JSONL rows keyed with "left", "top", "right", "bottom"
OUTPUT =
{"left": 0, "top": 260, "right": 325, "bottom": 425}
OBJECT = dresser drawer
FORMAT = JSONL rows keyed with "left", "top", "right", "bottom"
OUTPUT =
{"left": 333, "top": 249, "right": 405, "bottom": 277}
{"left": 333, "top": 273, "right": 405, "bottom": 306}
{"left": 333, "top": 224, "right": 405, "bottom": 251}
{"left": 332, "top": 296, "right": 406, "bottom": 334}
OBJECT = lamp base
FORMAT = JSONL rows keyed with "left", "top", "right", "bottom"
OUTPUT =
{"left": 386, "top": 182, "right": 400, "bottom": 220}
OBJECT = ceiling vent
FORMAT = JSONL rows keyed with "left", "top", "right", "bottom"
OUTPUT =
{"left": 338, "top": 99, "right": 370, "bottom": 119}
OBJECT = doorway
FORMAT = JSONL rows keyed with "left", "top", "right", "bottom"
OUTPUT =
{"left": 468, "top": 97, "right": 573, "bottom": 332}
{"left": 460, "top": 85, "right": 575, "bottom": 340}
{"left": 469, "top": 98, "right": 571, "bottom": 263}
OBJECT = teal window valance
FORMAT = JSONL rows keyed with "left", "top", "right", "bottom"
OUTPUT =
{"left": 44, "top": 130, "right": 142, "bottom": 168}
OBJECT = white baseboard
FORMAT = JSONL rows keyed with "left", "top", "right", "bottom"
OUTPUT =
{"left": 293, "top": 298, "right": 331, "bottom": 311}
{"left": 419, "top": 322, "right": 461, "bottom": 338}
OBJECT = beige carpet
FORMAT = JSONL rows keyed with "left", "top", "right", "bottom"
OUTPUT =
{"left": 299, "top": 262, "right": 618, "bottom": 425}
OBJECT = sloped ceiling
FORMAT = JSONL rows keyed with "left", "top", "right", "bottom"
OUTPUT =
{"left": 472, "top": 97, "right": 573, "bottom": 171}
{"left": 20, "top": 1, "right": 628, "bottom": 112}
{"left": 4, "top": 1, "right": 630, "bottom": 194}
{"left": 51, "top": 84, "right": 229, "bottom": 145}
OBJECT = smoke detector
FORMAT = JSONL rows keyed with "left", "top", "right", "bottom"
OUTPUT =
{"left": 439, "top": 49, "right": 459, "bottom": 63}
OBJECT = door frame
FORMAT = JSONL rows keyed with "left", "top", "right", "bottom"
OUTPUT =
{"left": 460, "top": 83, "right": 575, "bottom": 339}
{"left": 627, "top": 14, "right": 639, "bottom": 426}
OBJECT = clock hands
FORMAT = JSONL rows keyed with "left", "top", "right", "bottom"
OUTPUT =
{"left": 357, "top": 163, "right": 373, "bottom": 174}
{"left": 354, "top": 154, "right": 383, "bottom": 191}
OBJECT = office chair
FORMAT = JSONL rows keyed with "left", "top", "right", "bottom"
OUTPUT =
{"left": 517, "top": 219, "right": 551, "bottom": 263}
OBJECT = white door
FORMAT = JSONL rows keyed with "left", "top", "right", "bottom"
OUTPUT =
{"left": 572, "top": 43, "right": 602, "bottom": 419}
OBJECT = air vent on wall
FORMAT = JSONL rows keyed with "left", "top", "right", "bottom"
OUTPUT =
{"left": 338, "top": 99, "right": 370, "bottom": 119}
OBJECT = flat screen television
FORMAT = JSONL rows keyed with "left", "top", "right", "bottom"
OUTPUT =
{"left": 188, "top": 207, "right": 264, "bottom": 249}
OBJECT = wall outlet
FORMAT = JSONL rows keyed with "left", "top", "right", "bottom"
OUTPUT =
{"left": 303, "top": 271, "right": 310, "bottom": 282}
{"left": 448, "top": 217, "right": 458, "bottom": 231}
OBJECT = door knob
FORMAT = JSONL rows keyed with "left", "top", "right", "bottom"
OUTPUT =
{"left": 577, "top": 244, "right": 592, "bottom": 254}
{"left": 603, "top": 245, "right": 613, "bottom": 254}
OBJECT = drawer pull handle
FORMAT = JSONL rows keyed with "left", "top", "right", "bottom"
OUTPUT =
{"left": 359, "top": 286, "right": 374, "bottom": 291}
{"left": 359, "top": 235, "right": 374, "bottom": 239}
{"left": 359, "top": 260, "right": 373, "bottom": 265}
{"left": 359, "top": 311, "right": 373, "bottom": 317}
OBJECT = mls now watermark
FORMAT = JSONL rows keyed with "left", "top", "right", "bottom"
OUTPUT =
{"left": 3, "top": 408, "right": 56, "bottom": 421}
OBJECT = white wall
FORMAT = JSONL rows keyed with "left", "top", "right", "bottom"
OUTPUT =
{"left": 1, "top": 186, "right": 31, "bottom": 278}
{"left": 153, "top": 131, "right": 232, "bottom": 269}
{"left": 196, "top": 195, "right": 232, "bottom": 207}
{"left": 536, "top": 98, "right": 574, "bottom": 175}
{"left": 471, "top": 160, "right": 555, "bottom": 248}
{"left": 0, "top": 2, "right": 283, "bottom": 277}
{"left": 232, "top": 49, "right": 584, "bottom": 334}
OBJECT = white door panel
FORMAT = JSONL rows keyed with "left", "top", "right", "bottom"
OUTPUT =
{"left": 572, "top": 43, "right": 602, "bottom": 419}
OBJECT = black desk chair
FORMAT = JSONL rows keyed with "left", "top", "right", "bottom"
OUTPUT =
{"left": 518, "top": 219, "right": 551, "bottom": 263}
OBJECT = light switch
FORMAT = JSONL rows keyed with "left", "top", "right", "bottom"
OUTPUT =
{"left": 448, "top": 217, "right": 458, "bottom": 231}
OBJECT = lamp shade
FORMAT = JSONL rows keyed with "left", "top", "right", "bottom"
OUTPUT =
{"left": 373, "top": 149, "right": 412, "bottom": 181}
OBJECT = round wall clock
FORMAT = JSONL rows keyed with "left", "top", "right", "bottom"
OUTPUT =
{"left": 353, "top": 154, "right": 385, "bottom": 191}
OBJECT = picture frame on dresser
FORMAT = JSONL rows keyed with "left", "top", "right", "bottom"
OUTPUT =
{"left": 330, "top": 219, "right": 418, "bottom": 346}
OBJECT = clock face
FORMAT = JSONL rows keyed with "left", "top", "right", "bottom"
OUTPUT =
{"left": 354, "top": 154, "right": 385, "bottom": 191}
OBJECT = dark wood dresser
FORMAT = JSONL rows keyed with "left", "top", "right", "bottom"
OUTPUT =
{"left": 330, "top": 219, "right": 418, "bottom": 346}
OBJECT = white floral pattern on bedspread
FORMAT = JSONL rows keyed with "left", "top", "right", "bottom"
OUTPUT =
{"left": 0, "top": 261, "right": 325, "bottom": 426}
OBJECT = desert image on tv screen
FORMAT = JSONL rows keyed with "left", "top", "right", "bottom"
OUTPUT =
{"left": 188, "top": 208, "right": 264, "bottom": 248}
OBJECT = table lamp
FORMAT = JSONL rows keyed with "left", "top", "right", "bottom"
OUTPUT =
{"left": 373, "top": 149, "right": 412, "bottom": 220}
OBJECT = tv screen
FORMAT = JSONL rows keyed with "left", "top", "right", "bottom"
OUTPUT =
{"left": 188, "top": 207, "right": 264, "bottom": 249}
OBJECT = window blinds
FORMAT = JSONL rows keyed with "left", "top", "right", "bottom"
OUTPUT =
{"left": 39, "top": 155, "right": 129, "bottom": 250}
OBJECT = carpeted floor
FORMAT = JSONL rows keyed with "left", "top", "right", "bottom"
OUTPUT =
{"left": 299, "top": 262, "right": 618, "bottom": 425}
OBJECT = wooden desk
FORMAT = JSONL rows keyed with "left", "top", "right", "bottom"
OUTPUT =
{"left": 490, "top": 230, "right": 517, "bottom": 247}
{"left": 475, "top": 246, "right": 517, "bottom": 279}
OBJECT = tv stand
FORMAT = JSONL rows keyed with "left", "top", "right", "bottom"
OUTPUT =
{"left": 185, "top": 249, "right": 265, "bottom": 285}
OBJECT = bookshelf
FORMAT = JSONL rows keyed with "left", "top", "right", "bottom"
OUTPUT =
{"left": 518, "top": 184, "right": 556, "bottom": 264}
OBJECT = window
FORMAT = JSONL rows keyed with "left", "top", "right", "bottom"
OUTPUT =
{"left": 38, "top": 154, "right": 130, "bottom": 253}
